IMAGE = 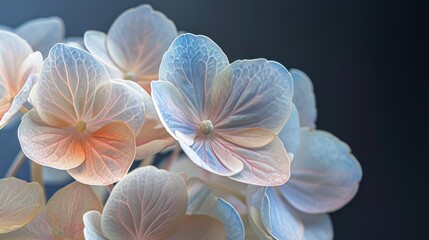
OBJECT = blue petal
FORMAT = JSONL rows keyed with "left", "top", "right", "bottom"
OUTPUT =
{"left": 278, "top": 103, "right": 301, "bottom": 155}
{"left": 291, "top": 69, "right": 317, "bottom": 128}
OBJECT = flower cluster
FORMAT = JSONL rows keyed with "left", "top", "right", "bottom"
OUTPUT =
{"left": 0, "top": 4, "right": 362, "bottom": 240}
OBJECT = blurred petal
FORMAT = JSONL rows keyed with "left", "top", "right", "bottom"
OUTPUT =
{"left": 18, "top": 110, "right": 85, "bottom": 170}
{"left": 281, "top": 129, "right": 362, "bottom": 213}
{"left": 0, "top": 178, "right": 43, "bottom": 234}
{"left": 172, "top": 214, "right": 226, "bottom": 240}
{"left": 151, "top": 80, "right": 199, "bottom": 139}
{"left": 35, "top": 43, "right": 109, "bottom": 126}
{"left": 0, "top": 25, "right": 12, "bottom": 31}
{"left": 227, "top": 137, "right": 290, "bottom": 186}
{"left": 187, "top": 178, "right": 244, "bottom": 240}
{"left": 16, "top": 17, "right": 65, "bottom": 57}
{"left": 84, "top": 30, "right": 123, "bottom": 78}
{"left": 46, "top": 182, "right": 103, "bottom": 239}
{"left": 67, "top": 122, "right": 136, "bottom": 185}
{"left": 301, "top": 213, "right": 333, "bottom": 240}
{"left": 262, "top": 187, "right": 304, "bottom": 240}
{"left": 102, "top": 166, "right": 188, "bottom": 239}
{"left": 65, "top": 36, "right": 86, "bottom": 50}
{"left": 90, "top": 80, "right": 145, "bottom": 135}
{"left": 83, "top": 211, "right": 107, "bottom": 240}
{"left": 107, "top": 5, "right": 177, "bottom": 84}
{"left": 42, "top": 166, "right": 72, "bottom": 184}
{"left": 291, "top": 69, "right": 317, "bottom": 128}
{"left": 210, "top": 59, "right": 293, "bottom": 134}
{"left": 278, "top": 104, "right": 301, "bottom": 155}
{"left": 0, "top": 73, "right": 38, "bottom": 129}
{"left": 159, "top": 33, "right": 229, "bottom": 115}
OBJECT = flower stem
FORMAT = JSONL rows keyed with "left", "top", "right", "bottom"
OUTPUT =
{"left": 5, "top": 150, "right": 26, "bottom": 177}
{"left": 139, "top": 154, "right": 156, "bottom": 167}
{"left": 20, "top": 105, "right": 29, "bottom": 114}
{"left": 31, "top": 161, "right": 44, "bottom": 191}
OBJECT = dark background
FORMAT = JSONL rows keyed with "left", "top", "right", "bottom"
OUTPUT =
{"left": 0, "top": 0, "right": 427, "bottom": 239}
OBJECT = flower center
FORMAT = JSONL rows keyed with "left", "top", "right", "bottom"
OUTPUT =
{"left": 75, "top": 121, "right": 87, "bottom": 132}
{"left": 199, "top": 120, "right": 214, "bottom": 135}
{"left": 124, "top": 71, "right": 136, "bottom": 81}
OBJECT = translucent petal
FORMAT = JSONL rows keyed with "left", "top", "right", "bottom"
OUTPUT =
{"left": 186, "top": 178, "right": 244, "bottom": 240}
{"left": 217, "top": 128, "right": 276, "bottom": 148}
{"left": 0, "top": 178, "right": 43, "bottom": 234}
{"left": 261, "top": 187, "right": 304, "bottom": 239}
{"left": 0, "top": 73, "right": 38, "bottom": 129}
{"left": 46, "top": 182, "right": 103, "bottom": 239}
{"left": 102, "top": 166, "right": 188, "bottom": 240}
{"left": 245, "top": 186, "right": 273, "bottom": 240}
{"left": 84, "top": 30, "right": 123, "bottom": 78}
{"left": 16, "top": 17, "right": 65, "bottom": 57}
{"left": 64, "top": 37, "right": 86, "bottom": 50}
{"left": 278, "top": 104, "right": 301, "bottom": 155}
{"left": 107, "top": 5, "right": 177, "bottom": 87}
{"left": 89, "top": 80, "right": 145, "bottom": 135}
{"left": 172, "top": 214, "right": 226, "bottom": 240}
{"left": 83, "top": 211, "right": 108, "bottom": 240}
{"left": 280, "top": 129, "right": 363, "bottom": 213}
{"left": 159, "top": 33, "right": 229, "bottom": 115}
{"left": 291, "top": 69, "right": 317, "bottom": 128}
{"left": 15, "top": 51, "right": 43, "bottom": 93}
{"left": 67, "top": 122, "right": 136, "bottom": 185}
{"left": 301, "top": 213, "right": 333, "bottom": 240}
{"left": 209, "top": 59, "right": 293, "bottom": 134}
{"left": 226, "top": 137, "right": 290, "bottom": 186}
{"left": 151, "top": 80, "right": 199, "bottom": 139}
{"left": 18, "top": 110, "right": 85, "bottom": 170}
{"left": 0, "top": 211, "right": 52, "bottom": 239}
{"left": 34, "top": 43, "right": 110, "bottom": 126}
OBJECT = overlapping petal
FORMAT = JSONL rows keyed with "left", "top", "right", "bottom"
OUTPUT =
{"left": 280, "top": 129, "right": 363, "bottom": 214}
{"left": 291, "top": 69, "right": 317, "bottom": 128}
{"left": 278, "top": 104, "right": 301, "bottom": 155}
{"left": 101, "top": 166, "right": 188, "bottom": 239}
{"left": 16, "top": 17, "right": 64, "bottom": 57}
{"left": 0, "top": 178, "right": 43, "bottom": 234}
{"left": 187, "top": 178, "right": 244, "bottom": 240}
{"left": 173, "top": 215, "right": 226, "bottom": 240}
{"left": 83, "top": 211, "right": 107, "bottom": 240}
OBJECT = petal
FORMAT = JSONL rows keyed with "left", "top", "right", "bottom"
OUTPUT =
{"left": 226, "top": 137, "right": 290, "bottom": 186}
{"left": 291, "top": 69, "right": 317, "bottom": 128}
{"left": 42, "top": 166, "right": 72, "bottom": 184}
{"left": 84, "top": 30, "right": 123, "bottom": 78}
{"left": 34, "top": 43, "right": 110, "bottom": 126}
{"left": 187, "top": 178, "right": 244, "bottom": 240}
{"left": 280, "top": 129, "right": 363, "bottom": 213}
{"left": 159, "top": 33, "right": 229, "bottom": 115}
{"left": 172, "top": 214, "right": 226, "bottom": 240}
{"left": 83, "top": 211, "right": 108, "bottom": 240}
{"left": 89, "top": 80, "right": 145, "bottom": 135}
{"left": 65, "top": 36, "right": 86, "bottom": 50}
{"left": 18, "top": 110, "right": 85, "bottom": 170}
{"left": 67, "top": 122, "right": 136, "bottom": 185}
{"left": 102, "top": 166, "right": 188, "bottom": 240}
{"left": 209, "top": 59, "right": 293, "bottom": 134}
{"left": 16, "top": 17, "right": 65, "bottom": 57}
{"left": 261, "top": 187, "right": 304, "bottom": 240}
{"left": 0, "top": 211, "right": 53, "bottom": 240}
{"left": 151, "top": 80, "right": 199, "bottom": 139}
{"left": 0, "top": 73, "right": 38, "bottom": 129}
{"left": 15, "top": 51, "right": 43, "bottom": 93}
{"left": 46, "top": 182, "right": 103, "bottom": 239}
{"left": 107, "top": 5, "right": 177, "bottom": 84}
{"left": 217, "top": 128, "right": 276, "bottom": 148}
{"left": 301, "top": 213, "right": 333, "bottom": 240}
{"left": 245, "top": 186, "right": 273, "bottom": 240}
{"left": 278, "top": 103, "right": 301, "bottom": 155}
{"left": 0, "top": 178, "right": 43, "bottom": 234}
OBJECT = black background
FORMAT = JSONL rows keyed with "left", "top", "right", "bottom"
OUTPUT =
{"left": 0, "top": 1, "right": 427, "bottom": 239}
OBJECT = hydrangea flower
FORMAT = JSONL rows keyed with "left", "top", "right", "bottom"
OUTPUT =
{"left": 84, "top": 166, "right": 243, "bottom": 239}
{"left": 246, "top": 70, "right": 363, "bottom": 239}
{"left": 0, "top": 181, "right": 103, "bottom": 239}
{"left": 84, "top": 4, "right": 178, "bottom": 93}
{"left": 18, "top": 43, "right": 145, "bottom": 185}
{"left": 151, "top": 34, "right": 294, "bottom": 186}
{"left": 0, "top": 178, "right": 43, "bottom": 234}
{"left": 0, "top": 31, "right": 42, "bottom": 129}
{"left": 0, "top": 17, "right": 65, "bottom": 57}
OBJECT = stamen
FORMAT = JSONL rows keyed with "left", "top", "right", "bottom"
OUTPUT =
{"left": 124, "top": 71, "right": 136, "bottom": 81}
{"left": 199, "top": 120, "right": 214, "bottom": 135}
{"left": 75, "top": 121, "right": 87, "bottom": 132}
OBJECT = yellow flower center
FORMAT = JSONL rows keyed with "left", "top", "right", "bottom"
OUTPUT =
{"left": 124, "top": 71, "right": 136, "bottom": 81}
{"left": 199, "top": 120, "right": 214, "bottom": 135}
{"left": 75, "top": 121, "right": 87, "bottom": 132}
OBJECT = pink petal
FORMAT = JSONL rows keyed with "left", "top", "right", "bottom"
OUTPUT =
{"left": 67, "top": 122, "right": 136, "bottom": 185}
{"left": 101, "top": 166, "right": 188, "bottom": 240}
{"left": 18, "top": 110, "right": 85, "bottom": 170}
{"left": 0, "top": 178, "right": 43, "bottom": 234}
{"left": 0, "top": 211, "right": 53, "bottom": 240}
{"left": 46, "top": 182, "right": 103, "bottom": 239}
{"left": 106, "top": 5, "right": 177, "bottom": 86}
{"left": 171, "top": 215, "right": 226, "bottom": 240}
